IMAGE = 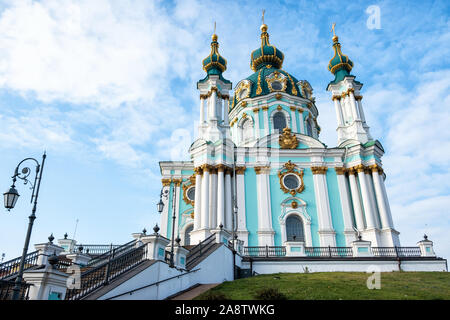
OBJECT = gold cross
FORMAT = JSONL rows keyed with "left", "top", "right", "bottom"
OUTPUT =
{"left": 262, "top": 9, "right": 265, "bottom": 25}
{"left": 331, "top": 22, "right": 336, "bottom": 36}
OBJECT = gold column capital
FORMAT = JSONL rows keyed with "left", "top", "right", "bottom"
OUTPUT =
{"left": 172, "top": 178, "right": 182, "bottom": 186}
{"left": 311, "top": 166, "right": 328, "bottom": 175}
{"left": 262, "top": 106, "right": 269, "bottom": 111}
{"left": 161, "top": 178, "right": 171, "bottom": 186}
{"left": 235, "top": 166, "right": 246, "bottom": 175}
{"left": 335, "top": 167, "right": 347, "bottom": 175}
{"left": 289, "top": 106, "right": 297, "bottom": 111}
{"left": 216, "top": 164, "right": 226, "bottom": 172}
{"left": 254, "top": 166, "right": 271, "bottom": 175}
{"left": 354, "top": 164, "right": 366, "bottom": 173}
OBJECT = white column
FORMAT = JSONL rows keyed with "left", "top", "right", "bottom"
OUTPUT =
{"left": 223, "top": 98, "right": 229, "bottom": 126}
{"left": 298, "top": 109, "right": 305, "bottom": 134}
{"left": 371, "top": 166, "right": 392, "bottom": 229}
{"left": 356, "top": 165, "right": 376, "bottom": 229}
{"left": 356, "top": 97, "right": 366, "bottom": 123}
{"left": 311, "top": 167, "right": 336, "bottom": 246}
{"left": 209, "top": 168, "right": 217, "bottom": 229}
{"left": 379, "top": 173, "right": 395, "bottom": 228}
{"left": 253, "top": 109, "right": 260, "bottom": 139}
{"left": 193, "top": 168, "right": 202, "bottom": 230}
{"left": 349, "top": 90, "right": 361, "bottom": 120}
{"left": 173, "top": 180, "right": 181, "bottom": 237}
{"left": 224, "top": 169, "right": 232, "bottom": 230}
{"left": 217, "top": 165, "right": 225, "bottom": 228}
{"left": 290, "top": 107, "right": 298, "bottom": 132}
{"left": 348, "top": 170, "right": 365, "bottom": 231}
{"left": 200, "top": 165, "right": 210, "bottom": 229}
{"left": 335, "top": 168, "right": 356, "bottom": 244}
{"left": 235, "top": 167, "right": 248, "bottom": 245}
{"left": 333, "top": 97, "right": 344, "bottom": 126}
{"left": 209, "top": 90, "right": 217, "bottom": 120}
{"left": 199, "top": 97, "right": 205, "bottom": 123}
{"left": 366, "top": 171, "right": 381, "bottom": 228}
{"left": 263, "top": 107, "right": 269, "bottom": 136}
{"left": 255, "top": 166, "right": 274, "bottom": 246}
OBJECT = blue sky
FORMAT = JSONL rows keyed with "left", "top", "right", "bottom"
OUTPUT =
{"left": 0, "top": 0, "right": 449, "bottom": 261}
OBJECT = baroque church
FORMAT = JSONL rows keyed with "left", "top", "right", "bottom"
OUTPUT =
{"left": 158, "top": 21, "right": 400, "bottom": 249}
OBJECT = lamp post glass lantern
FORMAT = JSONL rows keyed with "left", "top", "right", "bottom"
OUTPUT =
{"left": 4, "top": 185, "right": 20, "bottom": 210}
{"left": 3, "top": 153, "right": 46, "bottom": 300}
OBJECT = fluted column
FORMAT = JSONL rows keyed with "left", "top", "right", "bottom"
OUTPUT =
{"left": 335, "top": 167, "right": 356, "bottom": 244}
{"left": 200, "top": 165, "right": 210, "bottom": 229}
{"left": 333, "top": 96, "right": 344, "bottom": 126}
{"left": 224, "top": 168, "right": 233, "bottom": 230}
{"left": 355, "top": 165, "right": 376, "bottom": 229}
{"left": 365, "top": 167, "right": 381, "bottom": 228}
{"left": 209, "top": 90, "right": 217, "bottom": 120}
{"left": 217, "top": 165, "right": 225, "bottom": 228}
{"left": 290, "top": 106, "right": 298, "bottom": 132}
{"left": 193, "top": 168, "right": 202, "bottom": 230}
{"left": 370, "top": 165, "right": 393, "bottom": 229}
{"left": 347, "top": 169, "right": 365, "bottom": 231}
{"left": 262, "top": 106, "right": 269, "bottom": 136}
{"left": 255, "top": 166, "right": 274, "bottom": 246}
{"left": 356, "top": 96, "right": 366, "bottom": 123}
{"left": 311, "top": 166, "right": 336, "bottom": 246}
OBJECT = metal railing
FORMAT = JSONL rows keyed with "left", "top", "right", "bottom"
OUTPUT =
{"left": 72, "top": 244, "right": 122, "bottom": 256}
{"left": 0, "top": 250, "right": 40, "bottom": 280}
{"left": 243, "top": 246, "right": 423, "bottom": 258}
{"left": 372, "top": 246, "right": 422, "bottom": 257}
{"left": 86, "top": 240, "right": 136, "bottom": 268}
{"left": 186, "top": 234, "right": 216, "bottom": 269}
{"left": 243, "top": 246, "right": 286, "bottom": 257}
{"left": 305, "top": 246, "right": 353, "bottom": 257}
{"left": 0, "top": 279, "right": 31, "bottom": 300}
{"left": 65, "top": 244, "right": 147, "bottom": 300}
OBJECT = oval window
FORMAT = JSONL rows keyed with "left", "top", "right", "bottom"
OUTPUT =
{"left": 271, "top": 81, "right": 283, "bottom": 91}
{"left": 187, "top": 187, "right": 195, "bottom": 201}
{"left": 283, "top": 174, "right": 300, "bottom": 190}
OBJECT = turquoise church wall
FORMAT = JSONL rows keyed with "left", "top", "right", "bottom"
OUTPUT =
{"left": 326, "top": 169, "right": 346, "bottom": 247}
{"left": 300, "top": 169, "right": 320, "bottom": 247}
{"left": 244, "top": 169, "right": 259, "bottom": 246}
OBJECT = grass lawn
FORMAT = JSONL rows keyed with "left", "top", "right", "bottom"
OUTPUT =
{"left": 195, "top": 272, "right": 450, "bottom": 300}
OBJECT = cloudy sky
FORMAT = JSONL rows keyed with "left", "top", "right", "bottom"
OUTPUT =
{"left": 0, "top": 0, "right": 449, "bottom": 261}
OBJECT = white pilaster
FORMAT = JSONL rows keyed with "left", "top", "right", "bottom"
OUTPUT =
{"left": 298, "top": 110, "right": 305, "bottom": 134}
{"left": 311, "top": 167, "right": 336, "bottom": 246}
{"left": 235, "top": 167, "right": 248, "bottom": 245}
{"left": 224, "top": 169, "right": 233, "bottom": 231}
{"left": 290, "top": 107, "right": 298, "bottom": 132}
{"left": 217, "top": 166, "right": 225, "bottom": 228}
{"left": 193, "top": 169, "right": 202, "bottom": 231}
{"left": 199, "top": 98, "right": 205, "bottom": 123}
{"left": 209, "top": 168, "right": 218, "bottom": 229}
{"left": 256, "top": 166, "right": 274, "bottom": 246}
{"left": 333, "top": 97, "right": 344, "bottom": 126}
{"left": 200, "top": 166, "right": 210, "bottom": 229}
{"left": 263, "top": 107, "right": 269, "bottom": 136}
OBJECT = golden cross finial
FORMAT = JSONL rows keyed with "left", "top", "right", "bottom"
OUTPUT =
{"left": 262, "top": 9, "right": 265, "bottom": 25}
{"left": 214, "top": 21, "right": 216, "bottom": 34}
{"left": 331, "top": 23, "right": 336, "bottom": 36}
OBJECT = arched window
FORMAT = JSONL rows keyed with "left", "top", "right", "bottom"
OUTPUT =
{"left": 286, "top": 215, "right": 304, "bottom": 242}
{"left": 273, "top": 112, "right": 286, "bottom": 132}
{"left": 184, "top": 224, "right": 194, "bottom": 245}
{"left": 242, "top": 119, "right": 253, "bottom": 141}
{"left": 306, "top": 120, "right": 313, "bottom": 136}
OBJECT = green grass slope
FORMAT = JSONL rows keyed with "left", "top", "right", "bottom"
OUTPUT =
{"left": 195, "top": 272, "right": 450, "bottom": 300}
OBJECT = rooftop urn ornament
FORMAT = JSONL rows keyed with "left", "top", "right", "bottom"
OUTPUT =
{"left": 78, "top": 245, "right": 83, "bottom": 253}
{"left": 142, "top": 228, "right": 147, "bottom": 235}
{"left": 175, "top": 236, "right": 181, "bottom": 246}
{"left": 424, "top": 234, "right": 428, "bottom": 240}
{"left": 219, "top": 223, "right": 223, "bottom": 230}
{"left": 64, "top": 233, "right": 68, "bottom": 240}
{"left": 48, "top": 233, "right": 54, "bottom": 244}
{"left": 153, "top": 224, "right": 160, "bottom": 235}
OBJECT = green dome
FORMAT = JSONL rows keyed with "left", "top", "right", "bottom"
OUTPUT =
{"left": 202, "top": 34, "right": 227, "bottom": 75}
{"left": 250, "top": 24, "right": 284, "bottom": 71}
{"left": 327, "top": 35, "right": 354, "bottom": 83}
{"left": 230, "top": 66, "right": 303, "bottom": 110}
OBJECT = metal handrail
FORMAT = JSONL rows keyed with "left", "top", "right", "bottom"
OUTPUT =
{"left": 185, "top": 234, "right": 217, "bottom": 269}
{"left": 86, "top": 239, "right": 136, "bottom": 267}
{"left": 0, "top": 279, "right": 31, "bottom": 300}
{"left": 72, "top": 244, "right": 122, "bottom": 255}
{"left": 0, "top": 250, "right": 39, "bottom": 280}
{"left": 65, "top": 243, "right": 147, "bottom": 300}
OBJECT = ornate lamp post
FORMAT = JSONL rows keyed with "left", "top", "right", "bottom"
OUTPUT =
{"left": 156, "top": 187, "right": 176, "bottom": 267}
{"left": 3, "top": 153, "right": 46, "bottom": 300}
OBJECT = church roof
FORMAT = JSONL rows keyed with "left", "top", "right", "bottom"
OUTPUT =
{"left": 327, "top": 34, "right": 354, "bottom": 85}
{"left": 202, "top": 33, "right": 227, "bottom": 76}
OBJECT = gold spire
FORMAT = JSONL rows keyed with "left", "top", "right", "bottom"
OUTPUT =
{"left": 260, "top": 9, "right": 269, "bottom": 46}
{"left": 212, "top": 21, "right": 217, "bottom": 42}
{"left": 331, "top": 22, "right": 338, "bottom": 43}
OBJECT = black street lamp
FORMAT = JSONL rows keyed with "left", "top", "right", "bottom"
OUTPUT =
{"left": 3, "top": 153, "right": 46, "bottom": 300}
{"left": 156, "top": 187, "right": 175, "bottom": 267}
